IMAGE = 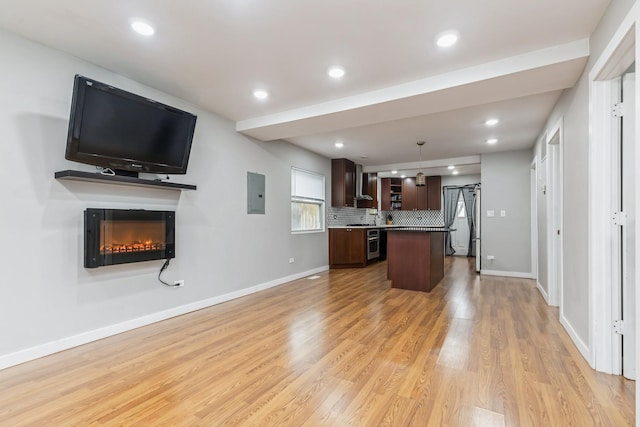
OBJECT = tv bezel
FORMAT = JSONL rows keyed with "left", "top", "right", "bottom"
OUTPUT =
{"left": 66, "top": 75, "right": 197, "bottom": 175}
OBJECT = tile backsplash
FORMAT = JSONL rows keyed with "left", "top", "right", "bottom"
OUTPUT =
{"left": 381, "top": 210, "right": 444, "bottom": 226}
{"left": 327, "top": 206, "right": 444, "bottom": 227}
{"left": 327, "top": 206, "right": 377, "bottom": 226}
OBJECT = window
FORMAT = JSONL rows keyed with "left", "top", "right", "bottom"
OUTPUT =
{"left": 291, "top": 168, "right": 325, "bottom": 233}
{"left": 456, "top": 194, "right": 466, "bottom": 218}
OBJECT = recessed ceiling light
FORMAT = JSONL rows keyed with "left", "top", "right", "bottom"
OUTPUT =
{"left": 391, "top": 170, "right": 398, "bottom": 174}
{"left": 448, "top": 165, "right": 455, "bottom": 170}
{"left": 131, "top": 20, "right": 155, "bottom": 36}
{"left": 436, "top": 31, "right": 458, "bottom": 48}
{"left": 253, "top": 89, "right": 269, "bottom": 100}
{"left": 334, "top": 142, "right": 344, "bottom": 148}
{"left": 360, "top": 155, "right": 367, "bottom": 159}
{"left": 485, "top": 118, "right": 499, "bottom": 126}
{"left": 487, "top": 138, "right": 498, "bottom": 145}
{"left": 453, "top": 170, "right": 459, "bottom": 175}
{"left": 401, "top": 175, "right": 406, "bottom": 178}
{"left": 327, "top": 66, "right": 345, "bottom": 79}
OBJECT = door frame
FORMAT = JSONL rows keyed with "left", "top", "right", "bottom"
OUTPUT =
{"left": 452, "top": 192, "right": 470, "bottom": 256}
{"left": 588, "top": 9, "right": 636, "bottom": 375}
{"left": 621, "top": 69, "right": 636, "bottom": 379}
{"left": 531, "top": 158, "right": 538, "bottom": 283}
{"left": 547, "top": 119, "right": 564, "bottom": 308}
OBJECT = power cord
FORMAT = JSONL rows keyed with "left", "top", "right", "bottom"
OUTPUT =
{"left": 158, "top": 259, "right": 179, "bottom": 287}
{"left": 97, "top": 167, "right": 115, "bottom": 176}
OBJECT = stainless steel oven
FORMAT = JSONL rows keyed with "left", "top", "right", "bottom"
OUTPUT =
{"left": 367, "top": 229, "right": 380, "bottom": 260}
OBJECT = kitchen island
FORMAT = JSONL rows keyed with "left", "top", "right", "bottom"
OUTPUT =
{"left": 387, "top": 227, "right": 449, "bottom": 292}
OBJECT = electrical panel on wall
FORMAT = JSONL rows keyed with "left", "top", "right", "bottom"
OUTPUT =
{"left": 247, "top": 172, "right": 265, "bottom": 214}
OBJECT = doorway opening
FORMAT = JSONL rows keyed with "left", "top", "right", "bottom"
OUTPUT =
{"left": 443, "top": 183, "right": 480, "bottom": 270}
{"left": 451, "top": 192, "right": 470, "bottom": 256}
{"left": 589, "top": 23, "right": 636, "bottom": 378}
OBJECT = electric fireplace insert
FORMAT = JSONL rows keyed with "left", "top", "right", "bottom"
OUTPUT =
{"left": 84, "top": 209, "right": 175, "bottom": 268}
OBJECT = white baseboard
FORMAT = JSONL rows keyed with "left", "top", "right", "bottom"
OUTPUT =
{"left": 560, "top": 313, "right": 591, "bottom": 366}
{"left": 536, "top": 281, "right": 549, "bottom": 303}
{"left": 0, "top": 265, "right": 329, "bottom": 371}
{"left": 480, "top": 269, "right": 534, "bottom": 279}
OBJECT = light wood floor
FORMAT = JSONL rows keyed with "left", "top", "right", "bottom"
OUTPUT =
{"left": 0, "top": 257, "right": 634, "bottom": 426}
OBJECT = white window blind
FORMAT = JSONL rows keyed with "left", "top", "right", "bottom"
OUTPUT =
{"left": 291, "top": 168, "right": 325, "bottom": 233}
{"left": 291, "top": 168, "right": 324, "bottom": 200}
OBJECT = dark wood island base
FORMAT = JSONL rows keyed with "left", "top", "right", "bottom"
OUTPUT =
{"left": 387, "top": 229, "right": 446, "bottom": 292}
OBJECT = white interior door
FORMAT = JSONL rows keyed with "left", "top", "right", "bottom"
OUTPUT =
{"left": 452, "top": 192, "right": 469, "bottom": 256}
{"left": 622, "top": 69, "right": 636, "bottom": 380}
{"left": 537, "top": 157, "right": 549, "bottom": 296}
{"left": 548, "top": 127, "right": 562, "bottom": 308}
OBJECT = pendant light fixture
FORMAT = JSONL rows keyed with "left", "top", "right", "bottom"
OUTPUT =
{"left": 416, "top": 141, "right": 426, "bottom": 186}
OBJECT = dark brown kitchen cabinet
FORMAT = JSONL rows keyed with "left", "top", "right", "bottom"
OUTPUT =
{"left": 402, "top": 177, "right": 417, "bottom": 210}
{"left": 426, "top": 176, "right": 442, "bottom": 210}
{"left": 401, "top": 176, "right": 442, "bottom": 210}
{"left": 381, "top": 176, "right": 440, "bottom": 211}
{"left": 356, "top": 172, "right": 378, "bottom": 208}
{"left": 381, "top": 178, "right": 391, "bottom": 210}
{"left": 331, "top": 158, "right": 355, "bottom": 207}
{"left": 416, "top": 183, "right": 428, "bottom": 210}
{"left": 381, "top": 178, "right": 403, "bottom": 210}
{"left": 329, "top": 228, "right": 367, "bottom": 268}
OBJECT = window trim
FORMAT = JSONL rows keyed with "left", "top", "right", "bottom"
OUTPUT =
{"left": 291, "top": 167, "right": 326, "bottom": 234}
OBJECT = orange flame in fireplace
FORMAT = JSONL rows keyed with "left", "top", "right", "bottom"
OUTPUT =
{"left": 99, "top": 220, "right": 166, "bottom": 255}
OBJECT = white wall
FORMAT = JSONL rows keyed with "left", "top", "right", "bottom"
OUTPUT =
{"left": 534, "top": 0, "right": 636, "bottom": 352}
{"left": 441, "top": 174, "right": 481, "bottom": 188}
{"left": 0, "top": 29, "right": 330, "bottom": 365}
{"left": 480, "top": 150, "right": 532, "bottom": 275}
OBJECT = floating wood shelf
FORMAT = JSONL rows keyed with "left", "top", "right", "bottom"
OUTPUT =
{"left": 54, "top": 170, "right": 197, "bottom": 191}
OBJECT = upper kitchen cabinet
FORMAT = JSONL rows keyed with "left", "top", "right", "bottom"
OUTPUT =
{"left": 381, "top": 176, "right": 441, "bottom": 210}
{"left": 426, "top": 176, "right": 442, "bottom": 210}
{"left": 402, "top": 177, "right": 417, "bottom": 210}
{"left": 407, "top": 176, "right": 442, "bottom": 210}
{"left": 356, "top": 172, "right": 378, "bottom": 209}
{"left": 417, "top": 181, "right": 428, "bottom": 210}
{"left": 381, "top": 178, "right": 402, "bottom": 210}
{"left": 331, "top": 158, "right": 355, "bottom": 207}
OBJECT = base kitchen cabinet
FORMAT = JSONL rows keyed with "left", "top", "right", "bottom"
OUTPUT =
{"left": 329, "top": 228, "right": 367, "bottom": 268}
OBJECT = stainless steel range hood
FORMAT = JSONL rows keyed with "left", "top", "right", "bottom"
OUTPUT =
{"left": 355, "top": 164, "right": 373, "bottom": 200}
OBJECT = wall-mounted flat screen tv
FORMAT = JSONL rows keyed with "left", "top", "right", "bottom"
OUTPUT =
{"left": 66, "top": 75, "right": 197, "bottom": 175}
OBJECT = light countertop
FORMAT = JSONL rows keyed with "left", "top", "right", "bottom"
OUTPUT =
{"left": 328, "top": 225, "right": 448, "bottom": 229}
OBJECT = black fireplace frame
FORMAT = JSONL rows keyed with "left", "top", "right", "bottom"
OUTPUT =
{"left": 84, "top": 208, "right": 175, "bottom": 268}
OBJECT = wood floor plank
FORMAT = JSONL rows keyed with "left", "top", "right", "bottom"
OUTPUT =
{"left": 0, "top": 257, "right": 634, "bottom": 426}
{"left": 458, "top": 405, "right": 505, "bottom": 427}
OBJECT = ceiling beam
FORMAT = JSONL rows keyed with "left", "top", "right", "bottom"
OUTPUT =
{"left": 237, "top": 39, "right": 589, "bottom": 141}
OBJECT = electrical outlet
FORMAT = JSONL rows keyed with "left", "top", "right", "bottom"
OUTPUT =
{"left": 174, "top": 280, "right": 185, "bottom": 287}
{"left": 487, "top": 255, "right": 495, "bottom": 261}
{"left": 289, "top": 258, "right": 295, "bottom": 264}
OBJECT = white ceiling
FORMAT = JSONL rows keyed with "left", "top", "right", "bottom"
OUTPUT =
{"left": 0, "top": 0, "right": 611, "bottom": 177}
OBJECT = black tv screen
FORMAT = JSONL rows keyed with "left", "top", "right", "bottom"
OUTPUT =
{"left": 66, "top": 75, "right": 197, "bottom": 175}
